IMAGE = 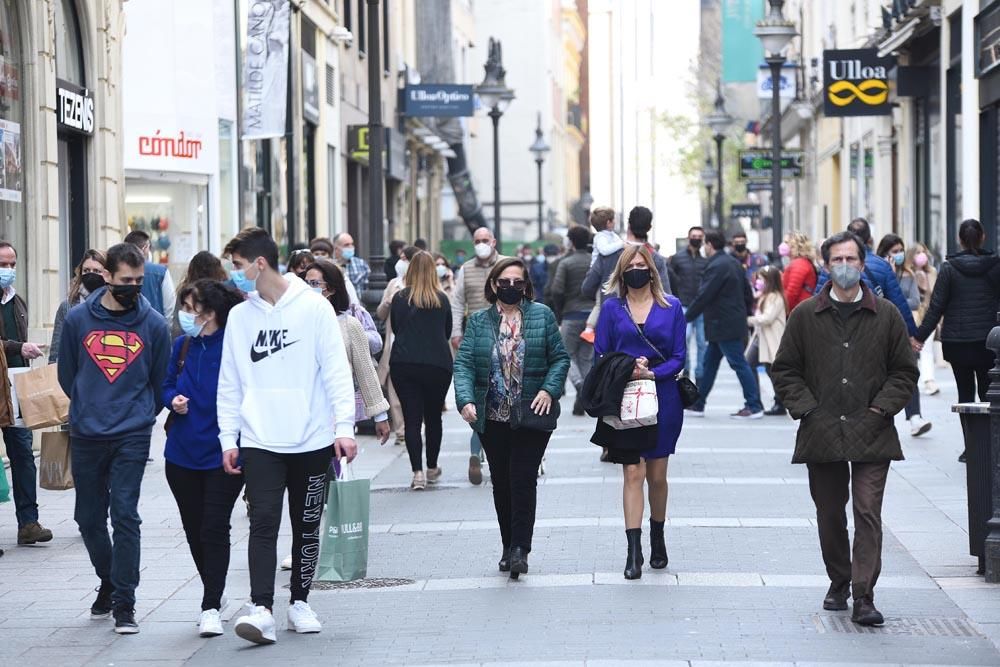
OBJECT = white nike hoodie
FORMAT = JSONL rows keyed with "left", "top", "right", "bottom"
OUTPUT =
{"left": 217, "top": 274, "right": 355, "bottom": 454}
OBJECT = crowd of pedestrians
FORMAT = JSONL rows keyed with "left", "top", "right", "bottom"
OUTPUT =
{"left": 0, "top": 206, "right": 992, "bottom": 646}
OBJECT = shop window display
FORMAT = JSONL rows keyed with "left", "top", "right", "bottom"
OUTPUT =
{"left": 125, "top": 179, "right": 208, "bottom": 282}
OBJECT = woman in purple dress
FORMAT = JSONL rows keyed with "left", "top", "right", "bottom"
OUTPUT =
{"left": 593, "top": 244, "right": 687, "bottom": 580}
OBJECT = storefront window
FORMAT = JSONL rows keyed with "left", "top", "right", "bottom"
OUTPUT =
{"left": 218, "top": 119, "right": 237, "bottom": 249}
{"left": 0, "top": 1, "right": 25, "bottom": 292}
{"left": 124, "top": 178, "right": 208, "bottom": 283}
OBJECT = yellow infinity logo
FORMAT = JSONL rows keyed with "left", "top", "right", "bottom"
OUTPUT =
{"left": 827, "top": 79, "right": 889, "bottom": 107}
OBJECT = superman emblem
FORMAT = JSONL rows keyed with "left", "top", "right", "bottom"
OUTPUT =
{"left": 83, "top": 330, "right": 145, "bottom": 383}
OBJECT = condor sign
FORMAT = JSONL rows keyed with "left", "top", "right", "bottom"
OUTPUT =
{"left": 823, "top": 49, "right": 894, "bottom": 117}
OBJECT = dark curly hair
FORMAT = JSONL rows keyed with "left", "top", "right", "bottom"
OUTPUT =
{"left": 177, "top": 279, "right": 244, "bottom": 328}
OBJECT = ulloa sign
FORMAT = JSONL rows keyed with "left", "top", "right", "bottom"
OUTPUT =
{"left": 823, "top": 49, "right": 895, "bottom": 117}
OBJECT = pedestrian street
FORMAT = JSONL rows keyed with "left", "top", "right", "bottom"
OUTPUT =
{"left": 1, "top": 369, "right": 998, "bottom": 666}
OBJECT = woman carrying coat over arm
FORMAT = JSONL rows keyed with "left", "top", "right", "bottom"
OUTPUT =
{"left": 453, "top": 257, "right": 569, "bottom": 580}
{"left": 592, "top": 244, "right": 687, "bottom": 580}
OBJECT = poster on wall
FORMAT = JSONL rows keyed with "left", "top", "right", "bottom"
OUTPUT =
{"left": 0, "top": 119, "right": 22, "bottom": 202}
{"left": 242, "top": 0, "right": 290, "bottom": 140}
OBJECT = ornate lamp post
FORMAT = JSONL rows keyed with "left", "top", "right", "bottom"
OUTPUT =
{"left": 699, "top": 152, "right": 717, "bottom": 228}
{"left": 529, "top": 113, "right": 550, "bottom": 240}
{"left": 477, "top": 38, "right": 515, "bottom": 247}
{"left": 755, "top": 0, "right": 797, "bottom": 254}
{"left": 705, "top": 81, "right": 733, "bottom": 226}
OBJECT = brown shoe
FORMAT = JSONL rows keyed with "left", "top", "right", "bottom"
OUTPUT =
{"left": 426, "top": 467, "right": 442, "bottom": 484}
{"left": 468, "top": 456, "right": 483, "bottom": 486}
{"left": 851, "top": 599, "right": 885, "bottom": 626}
{"left": 18, "top": 522, "right": 53, "bottom": 545}
{"left": 822, "top": 581, "right": 850, "bottom": 611}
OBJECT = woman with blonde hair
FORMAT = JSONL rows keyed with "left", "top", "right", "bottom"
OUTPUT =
{"left": 388, "top": 251, "right": 454, "bottom": 489}
{"left": 909, "top": 243, "right": 940, "bottom": 395}
{"left": 781, "top": 232, "right": 819, "bottom": 311}
{"left": 593, "top": 244, "right": 687, "bottom": 579}
{"left": 50, "top": 249, "right": 109, "bottom": 364}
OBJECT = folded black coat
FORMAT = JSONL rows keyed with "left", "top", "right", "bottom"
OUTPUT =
{"left": 580, "top": 352, "right": 635, "bottom": 419}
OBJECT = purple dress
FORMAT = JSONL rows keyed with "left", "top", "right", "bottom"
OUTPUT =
{"left": 594, "top": 295, "right": 687, "bottom": 459}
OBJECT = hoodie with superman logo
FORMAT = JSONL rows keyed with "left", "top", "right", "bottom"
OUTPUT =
{"left": 56, "top": 287, "right": 171, "bottom": 440}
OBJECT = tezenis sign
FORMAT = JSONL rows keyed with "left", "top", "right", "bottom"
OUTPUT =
{"left": 823, "top": 49, "right": 894, "bottom": 117}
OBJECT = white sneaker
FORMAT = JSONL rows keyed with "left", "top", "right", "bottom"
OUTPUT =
{"left": 910, "top": 415, "right": 932, "bottom": 437}
{"left": 234, "top": 605, "right": 276, "bottom": 645}
{"left": 411, "top": 470, "right": 426, "bottom": 490}
{"left": 287, "top": 600, "right": 322, "bottom": 634}
{"left": 198, "top": 609, "right": 224, "bottom": 637}
{"left": 684, "top": 408, "right": 705, "bottom": 418}
{"left": 281, "top": 555, "right": 293, "bottom": 570}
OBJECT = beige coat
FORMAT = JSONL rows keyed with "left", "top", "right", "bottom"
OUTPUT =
{"left": 747, "top": 292, "right": 787, "bottom": 364}
{"left": 340, "top": 314, "right": 389, "bottom": 418}
{"left": 376, "top": 277, "right": 404, "bottom": 384}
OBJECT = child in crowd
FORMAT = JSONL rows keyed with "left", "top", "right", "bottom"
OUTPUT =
{"left": 580, "top": 207, "right": 622, "bottom": 343}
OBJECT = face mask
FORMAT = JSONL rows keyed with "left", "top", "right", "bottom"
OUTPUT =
{"left": 733, "top": 243, "right": 747, "bottom": 253}
{"left": 81, "top": 272, "right": 106, "bottom": 293}
{"left": 396, "top": 260, "right": 409, "bottom": 279}
{"left": 546, "top": 255, "right": 557, "bottom": 264}
{"left": 892, "top": 252, "right": 905, "bottom": 266}
{"left": 623, "top": 268, "right": 651, "bottom": 290}
{"left": 436, "top": 265, "right": 448, "bottom": 278}
{"left": 230, "top": 263, "right": 259, "bottom": 293}
{"left": 110, "top": 283, "right": 142, "bottom": 309}
{"left": 497, "top": 285, "right": 524, "bottom": 305}
{"left": 311, "top": 286, "right": 324, "bottom": 295}
{"left": 914, "top": 252, "right": 929, "bottom": 268}
{"left": 689, "top": 238, "right": 702, "bottom": 250}
{"left": 523, "top": 253, "right": 534, "bottom": 263}
{"left": 178, "top": 311, "right": 205, "bottom": 337}
{"left": 754, "top": 278, "right": 765, "bottom": 291}
{"left": 830, "top": 264, "right": 862, "bottom": 290}
{"left": 342, "top": 248, "right": 355, "bottom": 261}
{"left": 778, "top": 242, "right": 791, "bottom": 257}
{"left": 0, "top": 268, "right": 15, "bottom": 289}
{"left": 474, "top": 242, "right": 492, "bottom": 259}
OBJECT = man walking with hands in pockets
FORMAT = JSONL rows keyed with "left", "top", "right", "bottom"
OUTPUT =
{"left": 217, "top": 228, "right": 357, "bottom": 645}
{"left": 771, "top": 231, "right": 918, "bottom": 628}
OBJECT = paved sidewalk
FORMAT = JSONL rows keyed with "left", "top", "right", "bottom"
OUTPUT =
{"left": 0, "top": 365, "right": 998, "bottom": 665}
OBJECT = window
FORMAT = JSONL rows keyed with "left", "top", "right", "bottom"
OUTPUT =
{"left": 343, "top": 0, "right": 352, "bottom": 32}
{"left": 54, "top": 0, "right": 84, "bottom": 84}
{"left": 383, "top": 0, "right": 390, "bottom": 75}
{"left": 357, "top": 0, "right": 366, "bottom": 56}
{"left": 325, "top": 64, "right": 336, "bottom": 106}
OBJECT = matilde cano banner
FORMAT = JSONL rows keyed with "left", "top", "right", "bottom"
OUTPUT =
{"left": 242, "top": 0, "right": 290, "bottom": 140}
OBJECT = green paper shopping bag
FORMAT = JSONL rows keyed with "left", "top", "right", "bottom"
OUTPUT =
{"left": 317, "top": 462, "right": 370, "bottom": 582}
{"left": 0, "top": 460, "right": 10, "bottom": 503}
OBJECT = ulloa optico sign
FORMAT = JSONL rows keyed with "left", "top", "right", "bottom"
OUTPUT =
{"left": 823, "top": 49, "right": 894, "bottom": 117}
{"left": 403, "top": 84, "right": 474, "bottom": 117}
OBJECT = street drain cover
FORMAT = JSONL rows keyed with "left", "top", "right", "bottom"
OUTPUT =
{"left": 812, "top": 615, "right": 979, "bottom": 637}
{"left": 294, "top": 578, "right": 416, "bottom": 591}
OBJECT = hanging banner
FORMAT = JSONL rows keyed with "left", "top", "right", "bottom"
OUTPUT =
{"left": 722, "top": 0, "right": 765, "bottom": 83}
{"left": 823, "top": 49, "right": 894, "bottom": 117}
{"left": 242, "top": 0, "right": 290, "bottom": 140}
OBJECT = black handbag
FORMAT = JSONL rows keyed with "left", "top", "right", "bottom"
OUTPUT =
{"left": 512, "top": 397, "right": 560, "bottom": 432}
{"left": 623, "top": 301, "right": 700, "bottom": 408}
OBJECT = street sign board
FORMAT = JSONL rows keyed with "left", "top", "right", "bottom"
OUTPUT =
{"left": 402, "top": 84, "right": 475, "bottom": 117}
{"left": 731, "top": 203, "right": 761, "bottom": 219}
{"left": 738, "top": 150, "right": 804, "bottom": 180}
{"left": 823, "top": 49, "right": 894, "bottom": 117}
{"left": 746, "top": 182, "right": 772, "bottom": 193}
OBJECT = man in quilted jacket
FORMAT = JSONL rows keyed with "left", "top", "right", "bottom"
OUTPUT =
{"left": 771, "top": 231, "right": 918, "bottom": 629}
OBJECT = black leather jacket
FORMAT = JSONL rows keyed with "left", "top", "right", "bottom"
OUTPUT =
{"left": 668, "top": 248, "right": 708, "bottom": 306}
{"left": 916, "top": 250, "right": 1000, "bottom": 343}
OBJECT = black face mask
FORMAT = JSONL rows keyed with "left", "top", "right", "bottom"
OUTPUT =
{"left": 623, "top": 268, "right": 651, "bottom": 290}
{"left": 733, "top": 243, "right": 747, "bottom": 253}
{"left": 689, "top": 239, "right": 703, "bottom": 250}
{"left": 81, "top": 273, "right": 106, "bottom": 293}
{"left": 496, "top": 285, "right": 524, "bottom": 305}
{"left": 110, "top": 284, "right": 142, "bottom": 309}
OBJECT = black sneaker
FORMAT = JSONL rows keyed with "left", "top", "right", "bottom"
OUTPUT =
{"left": 113, "top": 608, "right": 139, "bottom": 634}
{"left": 90, "top": 582, "right": 114, "bottom": 619}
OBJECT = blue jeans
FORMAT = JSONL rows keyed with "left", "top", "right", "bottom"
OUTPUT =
{"left": 682, "top": 309, "right": 707, "bottom": 380}
{"left": 470, "top": 431, "right": 482, "bottom": 458}
{"left": 71, "top": 436, "right": 150, "bottom": 611}
{"left": 2, "top": 426, "right": 38, "bottom": 527}
{"left": 693, "top": 339, "right": 763, "bottom": 413}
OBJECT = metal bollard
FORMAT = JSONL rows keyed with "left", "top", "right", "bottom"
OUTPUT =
{"left": 983, "top": 324, "right": 1000, "bottom": 582}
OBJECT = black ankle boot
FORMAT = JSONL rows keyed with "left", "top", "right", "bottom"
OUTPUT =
{"left": 624, "top": 528, "right": 643, "bottom": 580}
{"left": 509, "top": 546, "right": 529, "bottom": 580}
{"left": 498, "top": 547, "right": 511, "bottom": 572}
{"left": 648, "top": 519, "right": 668, "bottom": 569}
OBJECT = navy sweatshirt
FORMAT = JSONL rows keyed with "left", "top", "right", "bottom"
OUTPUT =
{"left": 161, "top": 330, "right": 226, "bottom": 469}
{"left": 57, "top": 288, "right": 171, "bottom": 440}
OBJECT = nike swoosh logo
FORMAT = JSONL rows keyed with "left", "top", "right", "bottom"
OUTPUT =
{"left": 250, "top": 339, "right": 299, "bottom": 363}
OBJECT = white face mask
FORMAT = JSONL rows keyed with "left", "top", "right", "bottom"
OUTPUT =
{"left": 396, "top": 260, "right": 409, "bottom": 278}
{"left": 474, "top": 242, "right": 493, "bottom": 259}
{"left": 436, "top": 264, "right": 448, "bottom": 278}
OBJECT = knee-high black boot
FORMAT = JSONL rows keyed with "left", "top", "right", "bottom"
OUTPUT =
{"left": 624, "top": 528, "right": 643, "bottom": 580}
{"left": 649, "top": 519, "right": 668, "bottom": 569}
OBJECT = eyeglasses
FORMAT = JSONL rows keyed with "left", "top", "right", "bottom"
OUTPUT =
{"left": 290, "top": 249, "right": 311, "bottom": 257}
{"left": 306, "top": 279, "right": 326, "bottom": 288}
{"left": 496, "top": 279, "right": 526, "bottom": 289}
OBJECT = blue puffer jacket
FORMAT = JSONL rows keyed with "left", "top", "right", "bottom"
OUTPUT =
{"left": 817, "top": 248, "right": 917, "bottom": 335}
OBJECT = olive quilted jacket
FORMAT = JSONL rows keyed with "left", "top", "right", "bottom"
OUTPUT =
{"left": 771, "top": 283, "right": 918, "bottom": 464}
{"left": 453, "top": 300, "right": 570, "bottom": 434}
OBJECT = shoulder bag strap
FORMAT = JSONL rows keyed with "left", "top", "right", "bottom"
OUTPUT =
{"left": 622, "top": 300, "right": 668, "bottom": 362}
{"left": 177, "top": 336, "right": 192, "bottom": 373}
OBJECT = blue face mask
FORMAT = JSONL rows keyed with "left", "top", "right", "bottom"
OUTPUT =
{"left": 0, "top": 268, "right": 15, "bottom": 289}
{"left": 230, "top": 264, "right": 258, "bottom": 293}
{"left": 342, "top": 247, "right": 355, "bottom": 261}
{"left": 311, "top": 286, "right": 324, "bottom": 295}
{"left": 892, "top": 252, "right": 904, "bottom": 266}
{"left": 178, "top": 311, "right": 205, "bottom": 338}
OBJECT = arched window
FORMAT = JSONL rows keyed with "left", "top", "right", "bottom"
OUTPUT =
{"left": 55, "top": 0, "right": 85, "bottom": 85}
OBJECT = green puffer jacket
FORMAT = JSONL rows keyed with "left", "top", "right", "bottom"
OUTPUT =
{"left": 453, "top": 300, "right": 570, "bottom": 434}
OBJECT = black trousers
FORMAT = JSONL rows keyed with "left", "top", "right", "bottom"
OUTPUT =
{"left": 390, "top": 362, "right": 453, "bottom": 472}
{"left": 241, "top": 446, "right": 332, "bottom": 608}
{"left": 943, "top": 341, "right": 992, "bottom": 403}
{"left": 164, "top": 461, "right": 244, "bottom": 611}
{"left": 745, "top": 338, "right": 783, "bottom": 409}
{"left": 807, "top": 461, "right": 890, "bottom": 603}
{"left": 479, "top": 420, "right": 551, "bottom": 552}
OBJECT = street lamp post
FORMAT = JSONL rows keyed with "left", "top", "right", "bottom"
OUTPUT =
{"left": 755, "top": 0, "right": 797, "bottom": 255}
{"left": 700, "top": 152, "right": 717, "bottom": 229}
{"left": 529, "top": 113, "right": 550, "bottom": 240}
{"left": 705, "top": 81, "right": 733, "bottom": 227}
{"left": 477, "top": 38, "right": 514, "bottom": 248}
